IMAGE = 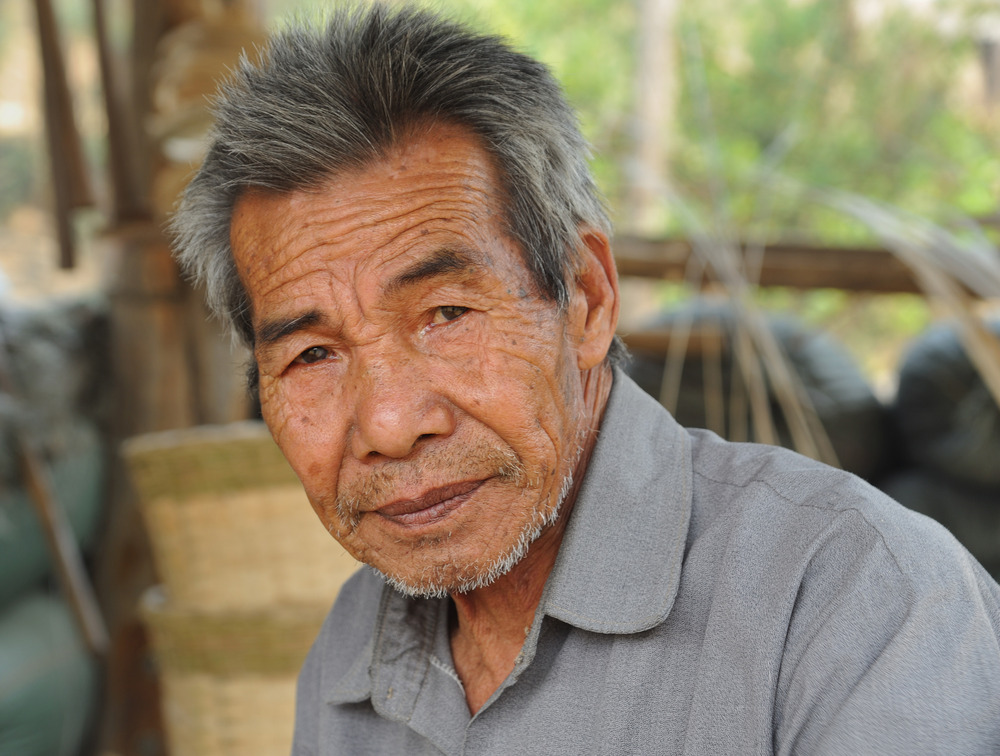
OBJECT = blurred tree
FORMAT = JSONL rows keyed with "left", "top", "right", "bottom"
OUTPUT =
{"left": 267, "top": 0, "right": 996, "bottom": 243}
{"left": 672, "top": 0, "right": 1000, "bottom": 242}
{"left": 438, "top": 0, "right": 636, "bottom": 220}
{"left": 628, "top": 0, "right": 681, "bottom": 235}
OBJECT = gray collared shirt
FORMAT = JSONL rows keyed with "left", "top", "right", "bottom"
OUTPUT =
{"left": 293, "top": 371, "right": 1000, "bottom": 755}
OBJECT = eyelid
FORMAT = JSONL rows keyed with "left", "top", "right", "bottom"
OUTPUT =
{"left": 290, "top": 344, "right": 339, "bottom": 367}
{"left": 429, "top": 305, "right": 470, "bottom": 326}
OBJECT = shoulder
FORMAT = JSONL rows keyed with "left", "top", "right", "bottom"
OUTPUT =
{"left": 682, "top": 432, "right": 1000, "bottom": 752}
{"left": 293, "top": 567, "right": 384, "bottom": 754}
{"left": 685, "top": 428, "right": 1000, "bottom": 620}
{"left": 688, "top": 426, "right": 879, "bottom": 511}
{"left": 685, "top": 428, "right": 971, "bottom": 575}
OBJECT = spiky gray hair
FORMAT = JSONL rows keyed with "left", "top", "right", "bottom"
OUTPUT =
{"left": 170, "top": 2, "right": 624, "bottom": 365}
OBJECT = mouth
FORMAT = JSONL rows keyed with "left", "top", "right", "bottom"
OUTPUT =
{"left": 374, "top": 479, "right": 486, "bottom": 527}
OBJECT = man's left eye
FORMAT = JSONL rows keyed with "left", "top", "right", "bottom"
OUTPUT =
{"left": 293, "top": 346, "right": 332, "bottom": 365}
{"left": 432, "top": 306, "right": 468, "bottom": 324}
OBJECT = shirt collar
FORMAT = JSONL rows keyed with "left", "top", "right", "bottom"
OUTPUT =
{"left": 541, "top": 368, "right": 693, "bottom": 634}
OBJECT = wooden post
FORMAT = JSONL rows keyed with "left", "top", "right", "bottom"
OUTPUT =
{"left": 33, "top": 0, "right": 93, "bottom": 269}
{"left": 91, "top": 0, "right": 153, "bottom": 223}
{"left": 95, "top": 1, "right": 263, "bottom": 744}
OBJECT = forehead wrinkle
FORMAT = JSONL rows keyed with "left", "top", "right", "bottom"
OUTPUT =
{"left": 263, "top": 187, "right": 487, "bottom": 280}
{"left": 356, "top": 186, "right": 493, "bottom": 238}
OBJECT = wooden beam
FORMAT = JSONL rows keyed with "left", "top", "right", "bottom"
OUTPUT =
{"left": 613, "top": 236, "right": 927, "bottom": 294}
{"left": 621, "top": 326, "right": 727, "bottom": 356}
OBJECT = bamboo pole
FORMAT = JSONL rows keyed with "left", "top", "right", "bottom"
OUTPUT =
{"left": 820, "top": 190, "right": 1000, "bottom": 410}
{"left": 92, "top": 0, "right": 151, "bottom": 222}
{"left": 33, "top": 0, "right": 94, "bottom": 269}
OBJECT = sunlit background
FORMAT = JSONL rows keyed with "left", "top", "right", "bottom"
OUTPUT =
{"left": 2, "top": 0, "right": 998, "bottom": 382}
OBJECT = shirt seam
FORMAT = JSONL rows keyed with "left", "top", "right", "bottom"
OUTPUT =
{"left": 772, "top": 519, "right": 914, "bottom": 753}
{"left": 429, "top": 652, "right": 464, "bottom": 690}
{"left": 692, "top": 468, "right": 920, "bottom": 755}
{"left": 694, "top": 467, "right": 917, "bottom": 678}
{"left": 692, "top": 468, "right": 910, "bottom": 579}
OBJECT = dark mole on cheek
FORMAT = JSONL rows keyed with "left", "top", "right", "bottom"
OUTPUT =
{"left": 518, "top": 288, "right": 528, "bottom": 298}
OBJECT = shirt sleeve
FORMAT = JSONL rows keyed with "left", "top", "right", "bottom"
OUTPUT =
{"left": 773, "top": 510, "right": 1000, "bottom": 755}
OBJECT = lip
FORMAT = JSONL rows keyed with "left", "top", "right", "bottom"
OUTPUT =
{"left": 375, "top": 479, "right": 485, "bottom": 527}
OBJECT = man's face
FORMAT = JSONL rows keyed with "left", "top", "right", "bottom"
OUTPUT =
{"left": 230, "top": 124, "right": 600, "bottom": 596}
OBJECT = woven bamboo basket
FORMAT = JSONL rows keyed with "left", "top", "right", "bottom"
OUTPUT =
{"left": 123, "top": 421, "right": 359, "bottom": 611}
{"left": 141, "top": 587, "right": 324, "bottom": 756}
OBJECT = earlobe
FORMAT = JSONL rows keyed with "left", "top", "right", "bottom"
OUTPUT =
{"left": 573, "top": 227, "right": 620, "bottom": 371}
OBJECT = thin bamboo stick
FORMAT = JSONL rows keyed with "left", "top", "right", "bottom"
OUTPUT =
{"left": 822, "top": 190, "right": 1000, "bottom": 410}
{"left": 33, "top": 0, "right": 94, "bottom": 269}
{"left": 0, "top": 320, "right": 108, "bottom": 656}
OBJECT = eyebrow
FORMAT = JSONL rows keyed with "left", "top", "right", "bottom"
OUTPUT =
{"left": 253, "top": 247, "right": 487, "bottom": 349}
{"left": 383, "top": 246, "right": 484, "bottom": 298}
{"left": 255, "top": 310, "right": 324, "bottom": 349}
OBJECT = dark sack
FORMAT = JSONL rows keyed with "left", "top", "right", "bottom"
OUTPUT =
{"left": 893, "top": 319, "right": 1000, "bottom": 488}
{"left": 626, "top": 301, "right": 891, "bottom": 481}
{"left": 0, "top": 591, "right": 100, "bottom": 756}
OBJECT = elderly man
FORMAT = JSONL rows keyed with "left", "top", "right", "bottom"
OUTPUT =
{"left": 172, "top": 5, "right": 1000, "bottom": 754}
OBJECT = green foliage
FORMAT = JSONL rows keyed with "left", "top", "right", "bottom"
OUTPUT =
{"left": 267, "top": 0, "right": 996, "bottom": 243}
{"left": 0, "top": 6, "right": 12, "bottom": 56}
{"left": 52, "top": 0, "right": 93, "bottom": 33}
{"left": 428, "top": 0, "right": 637, "bottom": 207}
{"left": 266, "top": 0, "right": 636, "bottom": 211}
{"left": 673, "top": 0, "right": 999, "bottom": 242}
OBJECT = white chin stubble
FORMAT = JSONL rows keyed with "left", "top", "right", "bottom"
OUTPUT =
{"left": 331, "top": 438, "right": 584, "bottom": 599}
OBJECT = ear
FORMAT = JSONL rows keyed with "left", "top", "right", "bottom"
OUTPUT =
{"left": 569, "top": 227, "right": 620, "bottom": 371}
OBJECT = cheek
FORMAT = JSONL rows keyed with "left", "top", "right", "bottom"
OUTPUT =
{"left": 260, "top": 377, "right": 347, "bottom": 490}
{"left": 469, "top": 318, "right": 581, "bottom": 458}
{"left": 490, "top": 311, "right": 576, "bottom": 401}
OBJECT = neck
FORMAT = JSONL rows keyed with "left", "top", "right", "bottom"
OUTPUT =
{"left": 449, "top": 363, "right": 614, "bottom": 713}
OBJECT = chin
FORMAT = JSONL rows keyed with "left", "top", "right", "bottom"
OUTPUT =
{"left": 372, "top": 491, "right": 564, "bottom": 599}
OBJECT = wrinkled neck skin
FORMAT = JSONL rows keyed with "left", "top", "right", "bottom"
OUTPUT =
{"left": 449, "top": 361, "right": 614, "bottom": 714}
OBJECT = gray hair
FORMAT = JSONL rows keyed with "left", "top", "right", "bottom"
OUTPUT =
{"left": 170, "top": 2, "right": 625, "bottom": 365}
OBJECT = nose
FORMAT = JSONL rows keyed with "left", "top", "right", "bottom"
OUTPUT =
{"left": 349, "top": 355, "right": 456, "bottom": 460}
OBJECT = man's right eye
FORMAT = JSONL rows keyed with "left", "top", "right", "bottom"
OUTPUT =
{"left": 293, "top": 346, "right": 331, "bottom": 365}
